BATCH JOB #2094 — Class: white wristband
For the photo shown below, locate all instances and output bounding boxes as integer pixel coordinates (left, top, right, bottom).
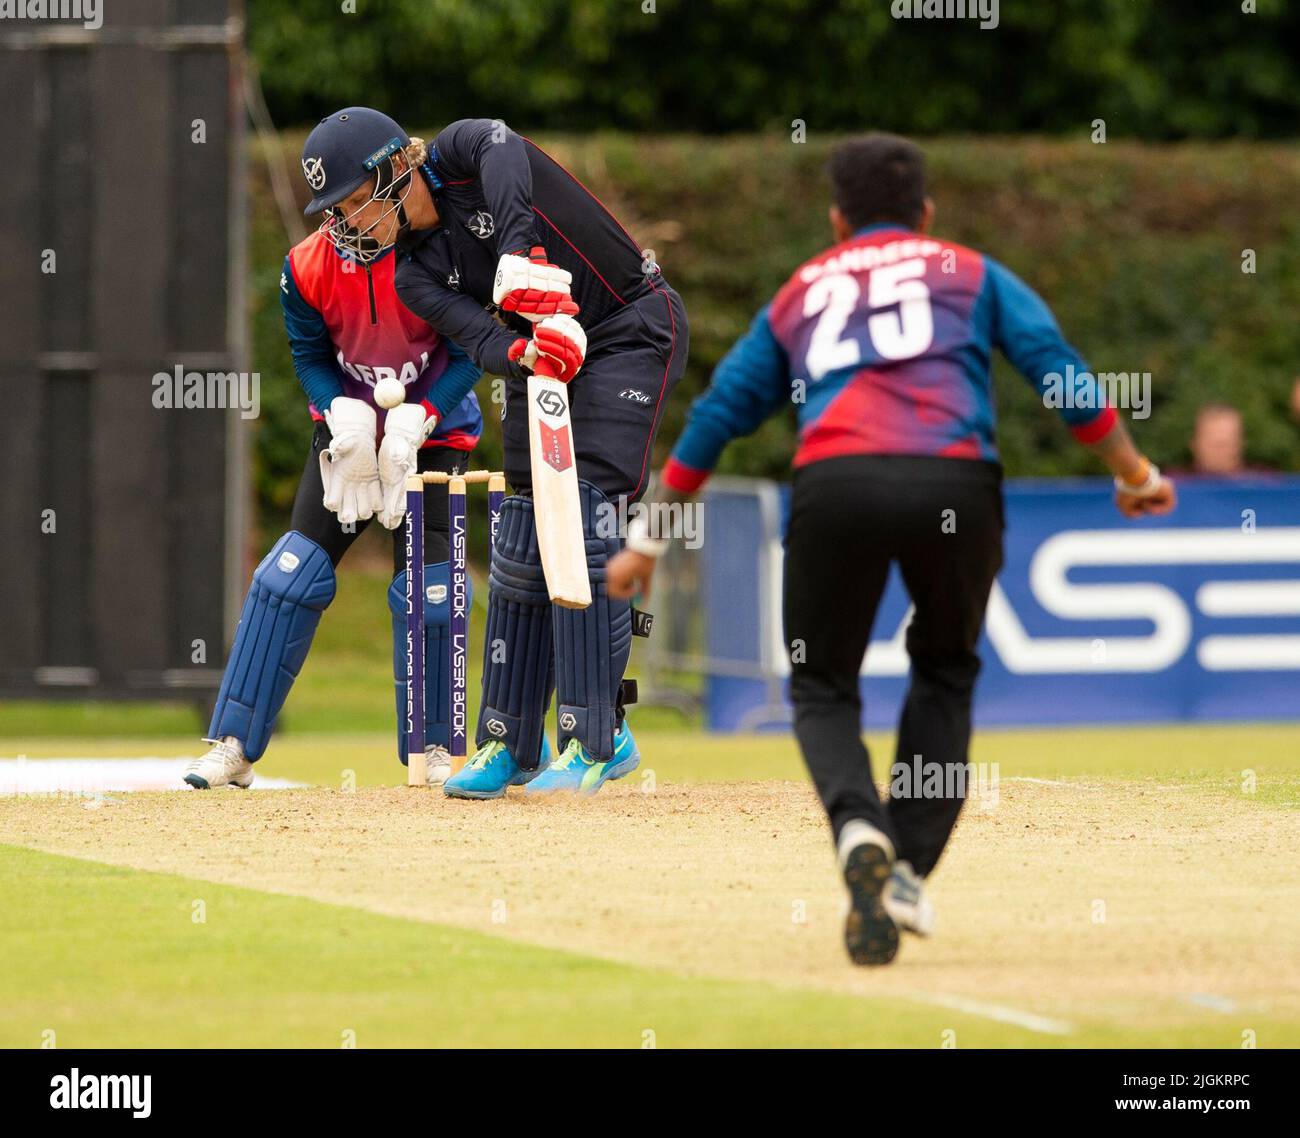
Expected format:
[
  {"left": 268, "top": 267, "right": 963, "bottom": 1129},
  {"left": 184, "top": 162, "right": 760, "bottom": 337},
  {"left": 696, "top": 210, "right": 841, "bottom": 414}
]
[
  {"left": 626, "top": 513, "right": 670, "bottom": 558},
  {"left": 1115, "top": 462, "right": 1162, "bottom": 498}
]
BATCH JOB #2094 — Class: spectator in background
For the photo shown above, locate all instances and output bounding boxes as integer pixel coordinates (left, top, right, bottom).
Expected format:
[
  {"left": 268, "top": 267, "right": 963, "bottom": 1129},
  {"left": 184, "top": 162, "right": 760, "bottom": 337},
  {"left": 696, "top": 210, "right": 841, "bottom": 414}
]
[
  {"left": 1175, "top": 402, "right": 1276, "bottom": 477},
  {"left": 1190, "top": 403, "right": 1246, "bottom": 474}
]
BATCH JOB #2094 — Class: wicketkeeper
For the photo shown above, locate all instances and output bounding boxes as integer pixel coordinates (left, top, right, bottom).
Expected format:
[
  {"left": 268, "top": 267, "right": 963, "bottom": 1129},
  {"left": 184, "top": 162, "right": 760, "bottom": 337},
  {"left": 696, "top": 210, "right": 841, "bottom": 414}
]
[
  {"left": 185, "top": 109, "right": 484, "bottom": 790},
  {"left": 609, "top": 134, "right": 1176, "bottom": 964}
]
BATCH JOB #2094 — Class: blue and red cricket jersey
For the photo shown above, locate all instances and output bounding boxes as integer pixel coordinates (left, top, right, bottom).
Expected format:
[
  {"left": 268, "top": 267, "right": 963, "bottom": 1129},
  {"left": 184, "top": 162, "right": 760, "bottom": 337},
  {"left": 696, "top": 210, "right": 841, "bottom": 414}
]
[
  {"left": 664, "top": 224, "right": 1115, "bottom": 491},
  {"left": 281, "top": 230, "right": 482, "bottom": 450}
]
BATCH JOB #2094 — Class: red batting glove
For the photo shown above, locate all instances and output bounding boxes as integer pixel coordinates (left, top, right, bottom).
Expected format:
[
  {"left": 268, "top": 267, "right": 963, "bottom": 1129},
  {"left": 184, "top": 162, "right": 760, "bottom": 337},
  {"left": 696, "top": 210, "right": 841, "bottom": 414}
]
[{"left": 532, "top": 314, "right": 587, "bottom": 382}]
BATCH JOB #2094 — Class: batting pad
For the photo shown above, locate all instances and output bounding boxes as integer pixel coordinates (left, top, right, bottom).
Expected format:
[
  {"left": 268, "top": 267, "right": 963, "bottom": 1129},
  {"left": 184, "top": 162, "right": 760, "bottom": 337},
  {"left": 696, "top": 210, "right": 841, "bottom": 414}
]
[
  {"left": 477, "top": 494, "right": 555, "bottom": 771},
  {"left": 554, "top": 481, "right": 633, "bottom": 761},
  {"left": 208, "top": 531, "right": 336, "bottom": 760}
]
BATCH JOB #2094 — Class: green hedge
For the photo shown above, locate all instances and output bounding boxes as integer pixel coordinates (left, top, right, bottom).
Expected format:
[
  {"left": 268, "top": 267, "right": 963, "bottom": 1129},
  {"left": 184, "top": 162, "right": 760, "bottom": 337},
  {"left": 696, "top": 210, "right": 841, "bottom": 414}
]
[
  {"left": 248, "top": 133, "right": 1300, "bottom": 536},
  {"left": 248, "top": 0, "right": 1300, "bottom": 139}
]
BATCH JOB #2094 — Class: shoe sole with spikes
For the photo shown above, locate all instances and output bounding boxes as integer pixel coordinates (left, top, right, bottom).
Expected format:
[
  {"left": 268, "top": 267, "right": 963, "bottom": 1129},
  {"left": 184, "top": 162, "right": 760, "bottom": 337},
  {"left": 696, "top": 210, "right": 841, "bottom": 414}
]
[
  {"left": 843, "top": 841, "right": 899, "bottom": 966},
  {"left": 183, "top": 773, "right": 252, "bottom": 790}
]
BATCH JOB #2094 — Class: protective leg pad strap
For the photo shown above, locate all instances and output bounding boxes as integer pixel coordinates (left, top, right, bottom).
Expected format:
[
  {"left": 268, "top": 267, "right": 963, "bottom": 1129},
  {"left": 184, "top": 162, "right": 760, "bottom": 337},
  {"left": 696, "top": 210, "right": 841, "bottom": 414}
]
[
  {"left": 477, "top": 494, "right": 554, "bottom": 770},
  {"left": 209, "top": 531, "right": 336, "bottom": 760},
  {"left": 554, "top": 482, "right": 633, "bottom": 760}
]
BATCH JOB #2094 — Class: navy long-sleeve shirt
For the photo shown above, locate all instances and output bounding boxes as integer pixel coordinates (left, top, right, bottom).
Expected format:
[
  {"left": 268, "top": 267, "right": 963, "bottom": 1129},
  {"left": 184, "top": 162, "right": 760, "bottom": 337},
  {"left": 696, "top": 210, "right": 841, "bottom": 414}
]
[{"left": 394, "top": 118, "right": 665, "bottom": 378}]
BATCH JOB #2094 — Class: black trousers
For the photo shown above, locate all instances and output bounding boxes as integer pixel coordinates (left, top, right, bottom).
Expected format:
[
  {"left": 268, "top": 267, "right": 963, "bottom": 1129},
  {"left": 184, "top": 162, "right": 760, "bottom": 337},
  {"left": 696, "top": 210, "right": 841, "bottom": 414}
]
[
  {"left": 501, "top": 283, "right": 688, "bottom": 503},
  {"left": 290, "top": 420, "right": 470, "bottom": 574},
  {"left": 783, "top": 455, "right": 1004, "bottom": 877}
]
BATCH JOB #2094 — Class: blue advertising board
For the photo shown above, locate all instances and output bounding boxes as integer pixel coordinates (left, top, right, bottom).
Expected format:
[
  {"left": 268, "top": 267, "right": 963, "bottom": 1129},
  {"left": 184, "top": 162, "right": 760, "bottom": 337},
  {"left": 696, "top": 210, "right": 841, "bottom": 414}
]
[{"left": 703, "top": 476, "right": 1300, "bottom": 729}]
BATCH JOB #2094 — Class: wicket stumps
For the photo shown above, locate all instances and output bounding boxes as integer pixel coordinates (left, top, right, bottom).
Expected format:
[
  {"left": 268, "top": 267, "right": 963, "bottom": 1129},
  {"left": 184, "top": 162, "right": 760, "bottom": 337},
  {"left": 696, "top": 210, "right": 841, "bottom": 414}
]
[{"left": 404, "top": 470, "right": 506, "bottom": 786}]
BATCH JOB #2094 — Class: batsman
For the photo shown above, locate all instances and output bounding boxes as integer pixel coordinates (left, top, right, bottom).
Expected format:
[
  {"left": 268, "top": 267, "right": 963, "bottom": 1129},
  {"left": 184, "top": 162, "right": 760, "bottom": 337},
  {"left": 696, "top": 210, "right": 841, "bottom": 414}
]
[{"left": 379, "top": 112, "right": 688, "bottom": 797}]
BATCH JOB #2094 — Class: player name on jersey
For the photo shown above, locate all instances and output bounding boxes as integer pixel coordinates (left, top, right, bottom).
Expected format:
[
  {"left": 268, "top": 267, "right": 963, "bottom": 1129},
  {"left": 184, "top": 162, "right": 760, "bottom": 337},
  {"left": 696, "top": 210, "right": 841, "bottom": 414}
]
[{"left": 800, "top": 238, "right": 946, "bottom": 283}]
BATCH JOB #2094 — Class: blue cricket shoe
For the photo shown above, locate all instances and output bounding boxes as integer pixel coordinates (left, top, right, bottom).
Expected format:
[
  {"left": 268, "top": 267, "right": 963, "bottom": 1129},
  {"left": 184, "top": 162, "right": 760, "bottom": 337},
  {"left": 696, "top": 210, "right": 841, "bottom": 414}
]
[
  {"left": 524, "top": 721, "right": 640, "bottom": 797},
  {"left": 443, "top": 735, "right": 553, "bottom": 800}
]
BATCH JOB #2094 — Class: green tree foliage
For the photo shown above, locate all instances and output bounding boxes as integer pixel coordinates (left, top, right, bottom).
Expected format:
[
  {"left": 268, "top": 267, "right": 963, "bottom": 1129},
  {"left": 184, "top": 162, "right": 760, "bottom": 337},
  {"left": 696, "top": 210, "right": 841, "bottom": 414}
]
[
  {"left": 249, "top": 131, "right": 1300, "bottom": 537},
  {"left": 249, "top": 0, "right": 1300, "bottom": 138}
]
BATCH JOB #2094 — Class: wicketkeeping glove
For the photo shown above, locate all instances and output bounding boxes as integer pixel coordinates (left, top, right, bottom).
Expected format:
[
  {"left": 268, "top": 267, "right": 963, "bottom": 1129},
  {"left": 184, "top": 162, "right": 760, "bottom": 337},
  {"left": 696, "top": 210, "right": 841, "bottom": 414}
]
[
  {"left": 493, "top": 246, "right": 579, "bottom": 319},
  {"left": 376, "top": 403, "right": 437, "bottom": 530},
  {"left": 320, "top": 397, "right": 384, "bottom": 526}
]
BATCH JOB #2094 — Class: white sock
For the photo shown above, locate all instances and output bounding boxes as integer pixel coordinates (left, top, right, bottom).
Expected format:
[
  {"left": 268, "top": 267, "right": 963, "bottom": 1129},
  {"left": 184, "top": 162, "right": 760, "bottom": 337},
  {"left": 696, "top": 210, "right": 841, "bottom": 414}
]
[{"left": 837, "top": 819, "right": 895, "bottom": 869}]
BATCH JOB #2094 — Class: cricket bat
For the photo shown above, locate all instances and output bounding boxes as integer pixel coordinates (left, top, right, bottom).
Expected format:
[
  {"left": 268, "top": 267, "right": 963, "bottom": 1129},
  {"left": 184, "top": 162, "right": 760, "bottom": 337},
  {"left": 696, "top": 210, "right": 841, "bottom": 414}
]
[{"left": 527, "top": 356, "right": 592, "bottom": 609}]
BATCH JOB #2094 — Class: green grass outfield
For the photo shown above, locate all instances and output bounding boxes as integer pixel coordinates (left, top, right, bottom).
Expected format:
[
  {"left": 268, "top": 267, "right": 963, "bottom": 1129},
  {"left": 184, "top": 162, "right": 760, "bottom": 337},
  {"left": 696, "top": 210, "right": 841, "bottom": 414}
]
[
  {"left": 3, "top": 563, "right": 1298, "bottom": 798},
  {"left": 2, "top": 723, "right": 1297, "bottom": 1048},
  {"left": 0, "top": 844, "right": 1032, "bottom": 1049},
  {"left": 5, "top": 561, "right": 1296, "bottom": 790},
  {"left": 3, "top": 840, "right": 1290, "bottom": 1050},
  {"left": 0, "top": 564, "right": 697, "bottom": 738},
  {"left": 4, "top": 723, "right": 1298, "bottom": 802},
  {"left": 3, "top": 567, "right": 1298, "bottom": 1048}
]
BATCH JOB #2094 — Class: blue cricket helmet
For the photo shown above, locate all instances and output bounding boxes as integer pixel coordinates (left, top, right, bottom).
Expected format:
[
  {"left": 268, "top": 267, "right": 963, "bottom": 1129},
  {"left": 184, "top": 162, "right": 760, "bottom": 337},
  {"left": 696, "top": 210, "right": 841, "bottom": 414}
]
[{"left": 300, "top": 107, "right": 411, "bottom": 215}]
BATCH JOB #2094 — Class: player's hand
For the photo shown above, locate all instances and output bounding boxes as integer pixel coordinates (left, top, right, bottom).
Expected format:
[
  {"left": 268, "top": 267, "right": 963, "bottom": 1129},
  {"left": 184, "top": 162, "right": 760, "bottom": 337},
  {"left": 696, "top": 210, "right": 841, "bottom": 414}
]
[
  {"left": 508, "top": 315, "right": 586, "bottom": 381},
  {"left": 532, "top": 314, "right": 587, "bottom": 381},
  {"left": 376, "top": 403, "right": 436, "bottom": 530},
  {"left": 607, "top": 549, "right": 658, "bottom": 601},
  {"left": 507, "top": 336, "right": 539, "bottom": 371},
  {"left": 320, "top": 397, "right": 384, "bottom": 525},
  {"left": 1114, "top": 460, "right": 1177, "bottom": 519},
  {"left": 493, "top": 246, "right": 579, "bottom": 320},
  {"left": 1116, "top": 476, "right": 1176, "bottom": 518}
]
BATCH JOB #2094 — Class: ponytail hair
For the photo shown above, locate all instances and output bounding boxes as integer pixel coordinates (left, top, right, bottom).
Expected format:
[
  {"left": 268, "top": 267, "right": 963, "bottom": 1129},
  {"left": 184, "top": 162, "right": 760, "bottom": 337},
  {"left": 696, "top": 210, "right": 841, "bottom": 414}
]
[{"left": 404, "top": 136, "right": 429, "bottom": 168}]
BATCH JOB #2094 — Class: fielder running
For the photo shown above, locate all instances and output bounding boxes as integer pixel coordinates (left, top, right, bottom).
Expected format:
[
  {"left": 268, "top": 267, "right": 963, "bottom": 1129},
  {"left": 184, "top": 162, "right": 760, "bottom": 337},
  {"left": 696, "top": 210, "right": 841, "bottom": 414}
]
[
  {"left": 608, "top": 134, "right": 1176, "bottom": 964},
  {"left": 288, "top": 110, "right": 687, "bottom": 798},
  {"left": 184, "top": 109, "right": 484, "bottom": 790}
]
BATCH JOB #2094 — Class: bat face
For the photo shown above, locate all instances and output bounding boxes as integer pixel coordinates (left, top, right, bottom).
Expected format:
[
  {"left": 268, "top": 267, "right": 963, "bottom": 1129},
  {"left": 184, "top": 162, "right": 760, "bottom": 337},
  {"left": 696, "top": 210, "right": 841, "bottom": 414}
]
[{"left": 527, "top": 375, "right": 592, "bottom": 609}]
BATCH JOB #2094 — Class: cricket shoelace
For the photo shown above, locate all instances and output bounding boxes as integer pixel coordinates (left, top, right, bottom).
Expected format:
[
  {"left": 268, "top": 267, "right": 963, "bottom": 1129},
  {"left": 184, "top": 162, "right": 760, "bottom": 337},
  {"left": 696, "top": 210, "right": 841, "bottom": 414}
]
[
  {"left": 198, "top": 737, "right": 245, "bottom": 772},
  {"left": 466, "top": 741, "right": 507, "bottom": 770}
]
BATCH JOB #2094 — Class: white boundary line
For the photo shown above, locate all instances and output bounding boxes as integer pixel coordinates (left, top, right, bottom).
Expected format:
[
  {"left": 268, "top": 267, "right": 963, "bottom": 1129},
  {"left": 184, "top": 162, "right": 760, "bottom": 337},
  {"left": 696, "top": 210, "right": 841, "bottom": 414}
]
[{"left": 905, "top": 991, "right": 1075, "bottom": 1036}]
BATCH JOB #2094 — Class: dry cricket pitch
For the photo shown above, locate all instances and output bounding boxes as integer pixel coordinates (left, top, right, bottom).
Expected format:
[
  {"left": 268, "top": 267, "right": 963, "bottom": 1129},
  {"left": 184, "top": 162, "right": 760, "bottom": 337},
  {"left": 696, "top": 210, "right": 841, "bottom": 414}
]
[{"left": 1, "top": 770, "right": 1296, "bottom": 1046}]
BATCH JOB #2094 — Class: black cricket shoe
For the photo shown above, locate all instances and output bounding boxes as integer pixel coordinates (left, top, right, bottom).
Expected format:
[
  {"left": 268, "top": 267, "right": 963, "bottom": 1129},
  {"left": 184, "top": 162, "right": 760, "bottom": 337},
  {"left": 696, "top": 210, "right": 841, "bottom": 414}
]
[{"left": 840, "top": 825, "right": 899, "bottom": 966}]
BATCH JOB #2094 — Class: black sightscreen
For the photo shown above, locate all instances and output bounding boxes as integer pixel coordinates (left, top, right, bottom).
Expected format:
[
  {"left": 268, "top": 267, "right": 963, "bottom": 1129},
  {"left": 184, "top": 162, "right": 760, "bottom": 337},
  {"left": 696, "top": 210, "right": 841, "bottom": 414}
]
[{"left": 0, "top": 1, "right": 246, "bottom": 703}]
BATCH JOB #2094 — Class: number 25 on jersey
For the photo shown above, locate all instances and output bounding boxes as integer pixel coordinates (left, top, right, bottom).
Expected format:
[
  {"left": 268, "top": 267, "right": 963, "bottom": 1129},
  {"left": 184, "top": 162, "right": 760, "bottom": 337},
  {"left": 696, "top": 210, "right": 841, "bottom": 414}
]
[{"left": 803, "top": 257, "right": 934, "bottom": 381}]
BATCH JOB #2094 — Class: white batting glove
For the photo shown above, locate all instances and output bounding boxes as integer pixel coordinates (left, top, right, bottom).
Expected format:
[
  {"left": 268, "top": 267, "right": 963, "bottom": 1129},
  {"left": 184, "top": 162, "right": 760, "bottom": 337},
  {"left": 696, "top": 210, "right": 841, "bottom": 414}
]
[
  {"left": 377, "top": 403, "right": 437, "bottom": 530},
  {"left": 320, "top": 397, "right": 383, "bottom": 526}
]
